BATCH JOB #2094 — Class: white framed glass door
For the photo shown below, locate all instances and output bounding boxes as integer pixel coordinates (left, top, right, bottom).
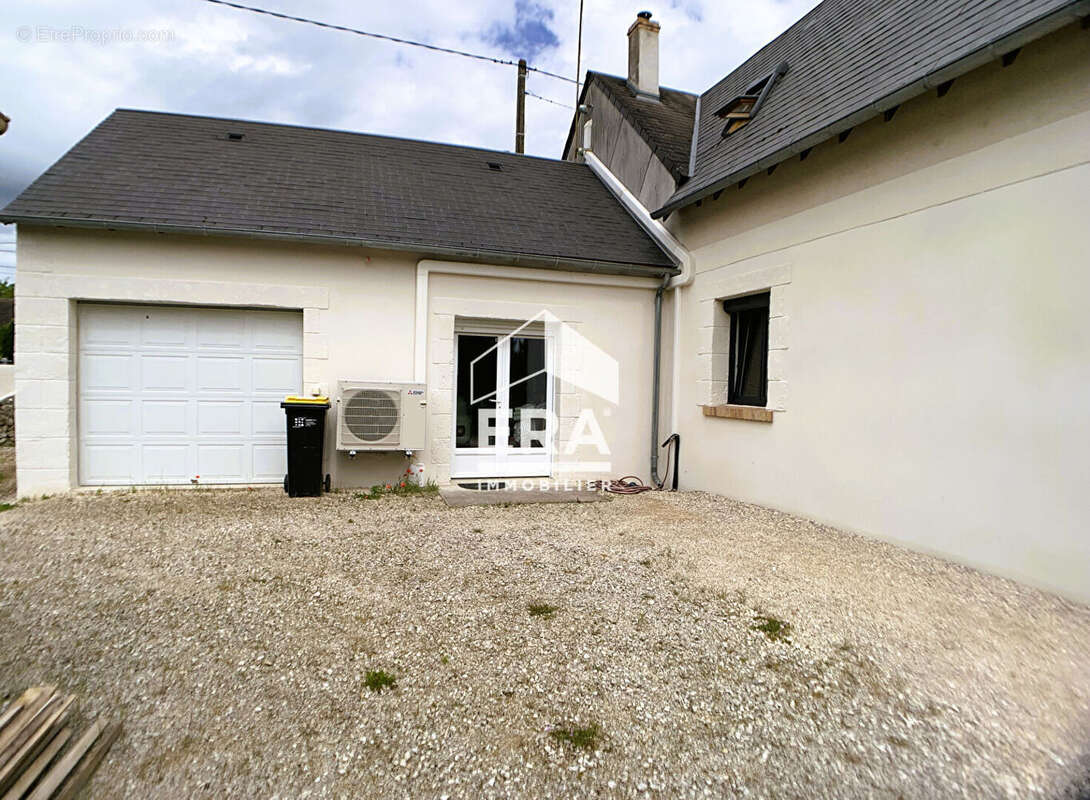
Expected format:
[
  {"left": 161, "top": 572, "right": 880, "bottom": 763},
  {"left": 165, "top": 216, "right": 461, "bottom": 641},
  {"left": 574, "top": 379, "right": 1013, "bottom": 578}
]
[{"left": 451, "top": 331, "right": 553, "bottom": 478}]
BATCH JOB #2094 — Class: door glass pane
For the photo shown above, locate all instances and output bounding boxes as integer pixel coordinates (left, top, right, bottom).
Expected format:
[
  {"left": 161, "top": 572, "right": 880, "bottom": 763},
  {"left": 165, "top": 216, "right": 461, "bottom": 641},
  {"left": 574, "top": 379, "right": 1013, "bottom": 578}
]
[
  {"left": 508, "top": 336, "right": 547, "bottom": 449},
  {"left": 456, "top": 335, "right": 497, "bottom": 448}
]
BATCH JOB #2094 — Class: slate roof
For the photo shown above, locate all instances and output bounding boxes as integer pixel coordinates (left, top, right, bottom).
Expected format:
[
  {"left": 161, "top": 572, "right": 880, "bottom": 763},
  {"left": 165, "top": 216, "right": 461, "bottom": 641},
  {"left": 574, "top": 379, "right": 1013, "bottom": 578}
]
[
  {"left": 655, "top": 0, "right": 1088, "bottom": 217},
  {"left": 563, "top": 71, "right": 697, "bottom": 180},
  {"left": 0, "top": 110, "right": 676, "bottom": 274}
]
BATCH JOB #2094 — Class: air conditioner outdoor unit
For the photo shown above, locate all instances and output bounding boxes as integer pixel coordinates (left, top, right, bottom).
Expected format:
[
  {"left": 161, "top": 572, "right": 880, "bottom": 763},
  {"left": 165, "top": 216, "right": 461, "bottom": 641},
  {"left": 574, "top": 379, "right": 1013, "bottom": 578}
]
[{"left": 336, "top": 381, "right": 427, "bottom": 451}]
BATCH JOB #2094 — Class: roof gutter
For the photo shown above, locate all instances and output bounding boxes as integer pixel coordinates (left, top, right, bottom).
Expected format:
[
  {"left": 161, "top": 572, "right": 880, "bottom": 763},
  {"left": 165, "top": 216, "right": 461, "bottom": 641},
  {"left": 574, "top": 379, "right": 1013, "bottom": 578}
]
[
  {"left": 652, "top": 0, "right": 1090, "bottom": 219},
  {"left": 0, "top": 214, "right": 679, "bottom": 280},
  {"left": 580, "top": 124, "right": 691, "bottom": 287}
]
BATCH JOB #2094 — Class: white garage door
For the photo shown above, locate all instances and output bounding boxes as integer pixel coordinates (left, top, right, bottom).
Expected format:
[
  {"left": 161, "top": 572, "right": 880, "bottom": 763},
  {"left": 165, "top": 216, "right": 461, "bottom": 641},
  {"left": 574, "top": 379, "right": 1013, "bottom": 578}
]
[{"left": 79, "top": 304, "right": 303, "bottom": 486}]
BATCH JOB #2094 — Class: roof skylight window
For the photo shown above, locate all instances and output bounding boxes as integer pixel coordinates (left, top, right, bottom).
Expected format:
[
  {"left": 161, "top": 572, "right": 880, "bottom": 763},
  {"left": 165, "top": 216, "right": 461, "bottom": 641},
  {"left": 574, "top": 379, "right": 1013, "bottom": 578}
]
[{"left": 715, "top": 62, "right": 789, "bottom": 138}]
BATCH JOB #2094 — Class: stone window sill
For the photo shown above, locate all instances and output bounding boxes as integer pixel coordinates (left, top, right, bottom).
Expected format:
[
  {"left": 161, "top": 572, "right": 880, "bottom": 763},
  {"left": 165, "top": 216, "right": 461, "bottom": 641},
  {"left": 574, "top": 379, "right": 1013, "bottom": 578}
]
[{"left": 700, "top": 404, "right": 774, "bottom": 423}]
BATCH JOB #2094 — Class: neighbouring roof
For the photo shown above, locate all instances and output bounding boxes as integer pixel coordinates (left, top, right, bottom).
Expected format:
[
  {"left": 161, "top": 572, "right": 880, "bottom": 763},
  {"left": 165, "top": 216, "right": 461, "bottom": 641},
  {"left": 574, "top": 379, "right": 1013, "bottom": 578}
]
[
  {"left": 654, "top": 0, "right": 1089, "bottom": 218},
  {"left": 563, "top": 71, "right": 697, "bottom": 181},
  {"left": 0, "top": 110, "right": 676, "bottom": 274}
]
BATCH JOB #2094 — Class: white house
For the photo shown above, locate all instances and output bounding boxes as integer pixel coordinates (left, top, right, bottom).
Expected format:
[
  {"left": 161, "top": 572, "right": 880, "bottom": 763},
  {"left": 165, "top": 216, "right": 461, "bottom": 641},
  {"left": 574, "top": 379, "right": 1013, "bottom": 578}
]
[
  {"left": 567, "top": 0, "right": 1090, "bottom": 601},
  {"left": 3, "top": 0, "right": 1089, "bottom": 602},
  {"left": 2, "top": 115, "right": 680, "bottom": 492}
]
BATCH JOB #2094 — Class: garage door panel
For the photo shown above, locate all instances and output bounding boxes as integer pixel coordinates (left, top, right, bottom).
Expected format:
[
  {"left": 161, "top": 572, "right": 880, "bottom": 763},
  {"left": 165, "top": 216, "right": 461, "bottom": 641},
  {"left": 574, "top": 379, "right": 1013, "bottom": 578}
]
[
  {"left": 80, "top": 306, "right": 140, "bottom": 349},
  {"left": 141, "top": 311, "right": 191, "bottom": 349},
  {"left": 81, "top": 444, "right": 137, "bottom": 483},
  {"left": 79, "top": 304, "right": 302, "bottom": 486},
  {"left": 197, "top": 356, "right": 247, "bottom": 392},
  {"left": 252, "top": 313, "right": 305, "bottom": 351},
  {"left": 253, "top": 357, "right": 301, "bottom": 393},
  {"left": 198, "top": 401, "right": 246, "bottom": 435},
  {"left": 142, "top": 445, "right": 191, "bottom": 482},
  {"left": 82, "top": 353, "right": 136, "bottom": 391},
  {"left": 142, "top": 400, "right": 190, "bottom": 436},
  {"left": 252, "top": 444, "right": 288, "bottom": 481},
  {"left": 82, "top": 399, "right": 135, "bottom": 436},
  {"left": 252, "top": 400, "right": 284, "bottom": 436},
  {"left": 142, "top": 355, "right": 190, "bottom": 392},
  {"left": 198, "top": 316, "right": 246, "bottom": 350},
  {"left": 197, "top": 444, "right": 245, "bottom": 481}
]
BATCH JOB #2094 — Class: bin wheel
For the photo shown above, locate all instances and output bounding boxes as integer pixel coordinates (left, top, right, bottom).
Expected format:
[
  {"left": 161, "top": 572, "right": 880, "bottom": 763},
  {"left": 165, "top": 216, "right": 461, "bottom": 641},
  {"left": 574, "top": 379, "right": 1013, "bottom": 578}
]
[
  {"left": 283, "top": 474, "right": 289, "bottom": 494},
  {"left": 323, "top": 474, "right": 331, "bottom": 493}
]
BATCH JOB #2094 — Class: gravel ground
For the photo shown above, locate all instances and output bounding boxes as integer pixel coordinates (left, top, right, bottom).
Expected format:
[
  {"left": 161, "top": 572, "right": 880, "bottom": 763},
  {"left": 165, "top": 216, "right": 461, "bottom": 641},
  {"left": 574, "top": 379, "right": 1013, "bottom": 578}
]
[{"left": 0, "top": 488, "right": 1088, "bottom": 799}]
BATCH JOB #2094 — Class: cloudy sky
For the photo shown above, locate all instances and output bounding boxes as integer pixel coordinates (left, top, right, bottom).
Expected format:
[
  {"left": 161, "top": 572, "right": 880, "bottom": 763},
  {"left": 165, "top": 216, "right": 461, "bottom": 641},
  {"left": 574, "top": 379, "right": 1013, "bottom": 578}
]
[{"left": 0, "top": 0, "right": 820, "bottom": 280}]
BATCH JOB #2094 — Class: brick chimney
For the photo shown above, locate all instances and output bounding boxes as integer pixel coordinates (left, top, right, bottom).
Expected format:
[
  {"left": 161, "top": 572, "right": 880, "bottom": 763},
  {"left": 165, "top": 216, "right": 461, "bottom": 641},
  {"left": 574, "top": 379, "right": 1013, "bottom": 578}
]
[{"left": 627, "top": 11, "right": 660, "bottom": 99}]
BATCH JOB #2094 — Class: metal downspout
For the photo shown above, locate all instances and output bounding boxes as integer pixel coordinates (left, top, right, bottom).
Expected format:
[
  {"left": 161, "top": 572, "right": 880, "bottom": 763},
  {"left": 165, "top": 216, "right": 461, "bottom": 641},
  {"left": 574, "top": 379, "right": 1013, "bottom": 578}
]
[{"left": 650, "top": 275, "right": 667, "bottom": 486}]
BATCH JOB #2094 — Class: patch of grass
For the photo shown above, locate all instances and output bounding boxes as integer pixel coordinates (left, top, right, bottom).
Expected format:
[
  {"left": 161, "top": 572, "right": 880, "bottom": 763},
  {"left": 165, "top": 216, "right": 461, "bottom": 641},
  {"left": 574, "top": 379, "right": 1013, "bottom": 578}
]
[
  {"left": 528, "top": 603, "right": 559, "bottom": 618},
  {"left": 364, "top": 669, "right": 397, "bottom": 693},
  {"left": 0, "top": 502, "right": 15, "bottom": 513},
  {"left": 549, "top": 722, "right": 602, "bottom": 750},
  {"left": 751, "top": 615, "right": 792, "bottom": 641},
  {"left": 355, "top": 480, "right": 439, "bottom": 500}
]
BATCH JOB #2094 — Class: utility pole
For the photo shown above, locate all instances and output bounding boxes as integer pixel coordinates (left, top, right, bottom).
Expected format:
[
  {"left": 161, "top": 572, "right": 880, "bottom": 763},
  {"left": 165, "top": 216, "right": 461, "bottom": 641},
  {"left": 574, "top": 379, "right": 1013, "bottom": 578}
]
[
  {"left": 515, "top": 59, "right": 527, "bottom": 154},
  {"left": 575, "top": 0, "right": 584, "bottom": 106}
]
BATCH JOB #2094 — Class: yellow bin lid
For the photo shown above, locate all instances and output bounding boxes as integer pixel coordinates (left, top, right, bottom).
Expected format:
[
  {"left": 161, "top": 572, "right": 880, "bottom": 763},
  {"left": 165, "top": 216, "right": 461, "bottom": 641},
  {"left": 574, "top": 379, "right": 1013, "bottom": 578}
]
[{"left": 283, "top": 395, "right": 330, "bottom": 404}]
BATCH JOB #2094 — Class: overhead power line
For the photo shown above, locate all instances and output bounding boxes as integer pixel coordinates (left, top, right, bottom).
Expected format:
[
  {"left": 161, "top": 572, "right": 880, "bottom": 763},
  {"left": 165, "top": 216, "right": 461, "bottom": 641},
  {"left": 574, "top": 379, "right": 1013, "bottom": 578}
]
[
  {"left": 524, "top": 90, "right": 571, "bottom": 110},
  {"left": 199, "top": 0, "right": 577, "bottom": 85}
]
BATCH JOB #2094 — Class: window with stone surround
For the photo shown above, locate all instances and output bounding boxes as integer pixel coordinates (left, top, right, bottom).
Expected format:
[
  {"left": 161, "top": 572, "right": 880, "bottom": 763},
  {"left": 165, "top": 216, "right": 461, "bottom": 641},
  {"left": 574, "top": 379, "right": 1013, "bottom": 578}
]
[{"left": 696, "top": 263, "right": 790, "bottom": 419}]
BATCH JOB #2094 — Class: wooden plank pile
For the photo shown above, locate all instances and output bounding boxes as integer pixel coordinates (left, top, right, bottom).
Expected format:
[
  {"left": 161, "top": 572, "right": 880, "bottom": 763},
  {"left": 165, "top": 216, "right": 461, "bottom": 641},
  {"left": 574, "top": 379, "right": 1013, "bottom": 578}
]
[{"left": 0, "top": 687, "right": 120, "bottom": 800}]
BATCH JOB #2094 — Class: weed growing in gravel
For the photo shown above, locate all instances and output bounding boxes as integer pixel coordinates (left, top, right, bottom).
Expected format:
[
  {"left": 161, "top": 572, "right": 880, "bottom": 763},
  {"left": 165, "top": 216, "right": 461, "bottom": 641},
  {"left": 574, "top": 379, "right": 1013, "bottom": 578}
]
[
  {"left": 528, "top": 603, "right": 559, "bottom": 618},
  {"left": 549, "top": 723, "right": 602, "bottom": 750},
  {"left": 0, "top": 502, "right": 15, "bottom": 512},
  {"left": 364, "top": 669, "right": 397, "bottom": 692},
  {"left": 355, "top": 481, "right": 439, "bottom": 500},
  {"left": 752, "top": 615, "right": 792, "bottom": 641}
]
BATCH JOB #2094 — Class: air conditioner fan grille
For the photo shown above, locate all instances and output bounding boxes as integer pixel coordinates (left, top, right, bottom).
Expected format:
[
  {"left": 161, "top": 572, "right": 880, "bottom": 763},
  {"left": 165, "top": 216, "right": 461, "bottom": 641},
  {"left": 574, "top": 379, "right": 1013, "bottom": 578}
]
[{"left": 343, "top": 389, "right": 400, "bottom": 443}]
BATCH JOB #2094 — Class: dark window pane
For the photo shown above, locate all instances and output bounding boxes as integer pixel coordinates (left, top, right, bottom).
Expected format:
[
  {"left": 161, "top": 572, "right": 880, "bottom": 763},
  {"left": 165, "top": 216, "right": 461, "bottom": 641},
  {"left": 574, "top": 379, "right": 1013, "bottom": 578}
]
[
  {"left": 508, "top": 336, "right": 547, "bottom": 449},
  {"left": 724, "top": 293, "right": 769, "bottom": 407},
  {"left": 455, "top": 335, "right": 497, "bottom": 448}
]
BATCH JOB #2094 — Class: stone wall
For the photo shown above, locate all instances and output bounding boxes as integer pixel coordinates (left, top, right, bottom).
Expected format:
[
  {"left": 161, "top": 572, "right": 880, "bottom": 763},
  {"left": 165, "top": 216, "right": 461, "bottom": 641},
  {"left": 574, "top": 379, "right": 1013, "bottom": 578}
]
[{"left": 0, "top": 395, "right": 13, "bottom": 447}]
